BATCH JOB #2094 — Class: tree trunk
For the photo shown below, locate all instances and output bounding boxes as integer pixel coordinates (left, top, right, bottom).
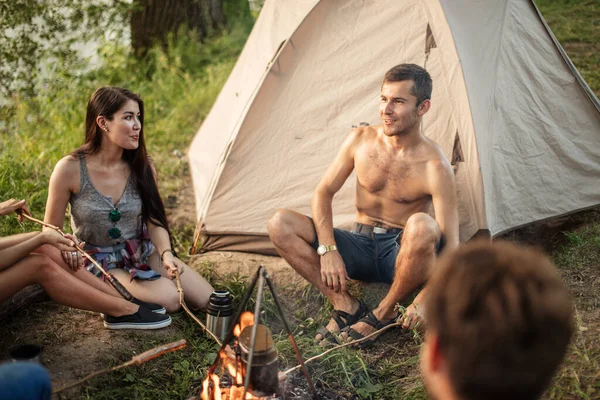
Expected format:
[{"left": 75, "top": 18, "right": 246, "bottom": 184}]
[
  {"left": 131, "top": 0, "right": 226, "bottom": 57},
  {"left": 0, "top": 285, "right": 48, "bottom": 321}
]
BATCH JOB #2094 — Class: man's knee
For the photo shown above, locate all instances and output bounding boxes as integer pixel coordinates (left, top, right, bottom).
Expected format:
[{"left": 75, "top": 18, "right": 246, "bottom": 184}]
[
  {"left": 267, "top": 209, "right": 298, "bottom": 245},
  {"left": 403, "top": 213, "right": 440, "bottom": 248}
]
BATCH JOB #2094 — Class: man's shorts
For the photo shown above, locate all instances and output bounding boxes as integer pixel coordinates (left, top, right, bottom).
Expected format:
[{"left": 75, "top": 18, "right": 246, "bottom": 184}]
[{"left": 309, "top": 219, "right": 443, "bottom": 285}]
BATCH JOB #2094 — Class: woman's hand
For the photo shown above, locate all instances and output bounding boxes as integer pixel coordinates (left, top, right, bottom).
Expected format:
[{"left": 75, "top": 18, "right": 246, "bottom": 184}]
[
  {"left": 41, "top": 230, "right": 77, "bottom": 252},
  {"left": 0, "top": 198, "right": 31, "bottom": 222},
  {"left": 161, "top": 251, "right": 185, "bottom": 279},
  {"left": 60, "top": 233, "right": 85, "bottom": 271}
]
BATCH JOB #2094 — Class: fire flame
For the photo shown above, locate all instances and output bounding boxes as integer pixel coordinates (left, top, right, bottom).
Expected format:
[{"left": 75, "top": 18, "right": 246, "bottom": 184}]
[
  {"left": 234, "top": 311, "right": 255, "bottom": 337},
  {"left": 201, "top": 312, "right": 260, "bottom": 400}
]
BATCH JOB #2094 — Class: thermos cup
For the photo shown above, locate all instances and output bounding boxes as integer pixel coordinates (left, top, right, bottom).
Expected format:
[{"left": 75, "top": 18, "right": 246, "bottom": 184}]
[{"left": 206, "top": 290, "right": 234, "bottom": 341}]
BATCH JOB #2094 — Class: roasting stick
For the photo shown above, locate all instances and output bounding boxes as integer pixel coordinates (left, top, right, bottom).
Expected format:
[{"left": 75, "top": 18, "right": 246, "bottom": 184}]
[
  {"left": 53, "top": 339, "right": 187, "bottom": 394},
  {"left": 16, "top": 211, "right": 134, "bottom": 301},
  {"left": 282, "top": 321, "right": 403, "bottom": 376},
  {"left": 175, "top": 270, "right": 223, "bottom": 346}
]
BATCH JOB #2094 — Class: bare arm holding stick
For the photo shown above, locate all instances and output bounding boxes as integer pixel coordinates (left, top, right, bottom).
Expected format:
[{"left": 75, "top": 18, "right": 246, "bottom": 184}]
[
  {"left": 0, "top": 199, "right": 76, "bottom": 271},
  {"left": 44, "top": 156, "right": 86, "bottom": 270}
]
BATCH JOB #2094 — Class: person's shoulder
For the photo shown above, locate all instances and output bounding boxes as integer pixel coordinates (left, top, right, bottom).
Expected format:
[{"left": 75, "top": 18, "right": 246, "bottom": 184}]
[
  {"left": 52, "top": 154, "right": 79, "bottom": 179},
  {"left": 423, "top": 138, "right": 452, "bottom": 174},
  {"left": 346, "top": 125, "right": 379, "bottom": 143},
  {"left": 55, "top": 154, "right": 79, "bottom": 170}
]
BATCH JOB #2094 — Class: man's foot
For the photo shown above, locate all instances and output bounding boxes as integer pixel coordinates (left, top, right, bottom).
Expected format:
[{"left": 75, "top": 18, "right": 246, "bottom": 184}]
[
  {"left": 131, "top": 297, "right": 167, "bottom": 314},
  {"left": 104, "top": 306, "right": 172, "bottom": 330},
  {"left": 339, "top": 310, "right": 399, "bottom": 348},
  {"left": 315, "top": 298, "right": 368, "bottom": 346}
]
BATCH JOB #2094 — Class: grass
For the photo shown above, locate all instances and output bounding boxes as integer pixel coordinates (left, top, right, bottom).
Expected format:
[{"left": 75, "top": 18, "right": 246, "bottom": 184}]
[
  {"left": 0, "top": 0, "right": 598, "bottom": 399},
  {"left": 535, "top": 0, "right": 600, "bottom": 94}
]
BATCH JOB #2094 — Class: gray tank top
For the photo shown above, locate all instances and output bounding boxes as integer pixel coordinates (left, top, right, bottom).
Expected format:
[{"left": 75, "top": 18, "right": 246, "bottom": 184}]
[{"left": 70, "top": 155, "right": 143, "bottom": 247}]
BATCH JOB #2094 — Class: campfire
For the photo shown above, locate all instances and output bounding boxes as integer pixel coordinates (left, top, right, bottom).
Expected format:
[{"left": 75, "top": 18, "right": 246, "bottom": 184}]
[
  {"left": 200, "top": 266, "right": 316, "bottom": 400},
  {"left": 201, "top": 312, "right": 280, "bottom": 399}
]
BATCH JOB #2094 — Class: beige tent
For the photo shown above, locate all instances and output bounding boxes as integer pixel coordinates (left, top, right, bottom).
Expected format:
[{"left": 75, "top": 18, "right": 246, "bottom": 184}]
[{"left": 189, "top": 0, "right": 600, "bottom": 255}]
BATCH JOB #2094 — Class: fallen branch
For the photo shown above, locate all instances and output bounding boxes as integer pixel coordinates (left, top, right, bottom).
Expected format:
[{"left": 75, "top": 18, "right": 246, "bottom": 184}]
[{"left": 282, "top": 321, "right": 403, "bottom": 376}]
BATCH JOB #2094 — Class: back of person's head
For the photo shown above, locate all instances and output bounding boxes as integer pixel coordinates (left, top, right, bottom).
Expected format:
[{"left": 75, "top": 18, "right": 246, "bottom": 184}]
[
  {"left": 423, "top": 240, "right": 573, "bottom": 400},
  {"left": 382, "top": 63, "right": 432, "bottom": 106}
]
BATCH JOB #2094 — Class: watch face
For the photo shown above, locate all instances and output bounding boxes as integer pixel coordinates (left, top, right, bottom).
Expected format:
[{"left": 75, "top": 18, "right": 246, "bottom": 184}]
[{"left": 317, "top": 245, "right": 326, "bottom": 256}]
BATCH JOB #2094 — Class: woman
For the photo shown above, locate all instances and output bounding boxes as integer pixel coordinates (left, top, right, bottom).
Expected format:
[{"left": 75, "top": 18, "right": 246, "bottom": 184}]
[
  {"left": 0, "top": 198, "right": 171, "bottom": 329},
  {"left": 44, "top": 87, "right": 213, "bottom": 312}
]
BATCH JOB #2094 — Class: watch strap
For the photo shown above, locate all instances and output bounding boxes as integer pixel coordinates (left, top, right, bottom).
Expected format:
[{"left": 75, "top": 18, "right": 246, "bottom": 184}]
[{"left": 320, "top": 244, "right": 337, "bottom": 255}]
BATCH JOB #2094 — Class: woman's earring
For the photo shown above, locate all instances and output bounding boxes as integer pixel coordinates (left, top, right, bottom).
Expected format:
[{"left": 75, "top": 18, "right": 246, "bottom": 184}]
[{"left": 103, "top": 126, "right": 108, "bottom": 131}]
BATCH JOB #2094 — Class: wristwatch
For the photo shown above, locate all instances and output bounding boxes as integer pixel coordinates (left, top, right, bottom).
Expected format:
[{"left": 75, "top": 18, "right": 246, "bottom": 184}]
[{"left": 317, "top": 244, "right": 337, "bottom": 256}]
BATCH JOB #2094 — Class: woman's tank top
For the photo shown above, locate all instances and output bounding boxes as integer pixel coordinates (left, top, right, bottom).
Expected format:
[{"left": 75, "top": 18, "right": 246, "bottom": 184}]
[{"left": 70, "top": 155, "right": 143, "bottom": 247}]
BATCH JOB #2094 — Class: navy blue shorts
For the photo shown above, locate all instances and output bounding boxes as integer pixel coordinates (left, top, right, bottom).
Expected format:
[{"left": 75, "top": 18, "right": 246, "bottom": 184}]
[{"left": 309, "top": 219, "right": 442, "bottom": 285}]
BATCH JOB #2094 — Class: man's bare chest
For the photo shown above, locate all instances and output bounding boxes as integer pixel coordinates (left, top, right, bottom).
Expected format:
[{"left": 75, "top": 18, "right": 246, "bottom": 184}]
[{"left": 354, "top": 148, "right": 428, "bottom": 202}]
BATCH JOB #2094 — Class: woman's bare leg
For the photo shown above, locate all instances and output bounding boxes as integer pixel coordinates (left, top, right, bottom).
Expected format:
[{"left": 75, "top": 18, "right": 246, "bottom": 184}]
[
  {"left": 36, "top": 244, "right": 122, "bottom": 297},
  {"left": 147, "top": 252, "right": 214, "bottom": 310},
  {"left": 0, "top": 254, "right": 138, "bottom": 317},
  {"left": 109, "top": 268, "right": 181, "bottom": 313}
]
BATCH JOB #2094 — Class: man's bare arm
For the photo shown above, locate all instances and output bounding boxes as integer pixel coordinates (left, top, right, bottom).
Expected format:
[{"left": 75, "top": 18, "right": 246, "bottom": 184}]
[
  {"left": 312, "top": 129, "right": 360, "bottom": 243},
  {"left": 428, "top": 158, "right": 459, "bottom": 252},
  {"left": 311, "top": 128, "right": 362, "bottom": 292},
  {"left": 401, "top": 157, "right": 459, "bottom": 329}
]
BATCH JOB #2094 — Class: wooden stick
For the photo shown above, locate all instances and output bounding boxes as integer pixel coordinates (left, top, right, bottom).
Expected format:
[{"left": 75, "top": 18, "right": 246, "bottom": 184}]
[
  {"left": 52, "top": 339, "right": 187, "bottom": 393},
  {"left": 17, "top": 211, "right": 134, "bottom": 301},
  {"left": 282, "top": 321, "right": 403, "bottom": 376},
  {"left": 175, "top": 270, "right": 222, "bottom": 346}
]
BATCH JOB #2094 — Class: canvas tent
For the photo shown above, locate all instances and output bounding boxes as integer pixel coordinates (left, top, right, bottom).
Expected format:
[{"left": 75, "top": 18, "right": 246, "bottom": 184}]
[{"left": 189, "top": 0, "right": 600, "bottom": 255}]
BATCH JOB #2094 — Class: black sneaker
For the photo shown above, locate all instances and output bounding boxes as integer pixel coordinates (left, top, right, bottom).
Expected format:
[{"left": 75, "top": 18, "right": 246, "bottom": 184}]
[
  {"left": 131, "top": 297, "right": 167, "bottom": 314},
  {"left": 104, "top": 306, "right": 172, "bottom": 330}
]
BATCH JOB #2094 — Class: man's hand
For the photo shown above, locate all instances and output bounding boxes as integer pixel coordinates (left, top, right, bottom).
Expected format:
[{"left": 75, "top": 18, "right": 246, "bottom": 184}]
[
  {"left": 401, "top": 302, "right": 425, "bottom": 330},
  {"left": 320, "top": 251, "right": 349, "bottom": 293},
  {"left": 0, "top": 198, "right": 31, "bottom": 222}
]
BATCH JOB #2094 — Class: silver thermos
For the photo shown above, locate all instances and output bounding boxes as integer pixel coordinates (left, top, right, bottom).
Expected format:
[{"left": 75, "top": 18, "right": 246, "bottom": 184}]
[{"left": 206, "top": 290, "right": 234, "bottom": 341}]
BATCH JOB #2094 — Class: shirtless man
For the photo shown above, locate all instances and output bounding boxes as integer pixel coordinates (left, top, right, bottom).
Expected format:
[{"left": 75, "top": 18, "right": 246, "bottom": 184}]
[{"left": 267, "top": 64, "right": 459, "bottom": 345}]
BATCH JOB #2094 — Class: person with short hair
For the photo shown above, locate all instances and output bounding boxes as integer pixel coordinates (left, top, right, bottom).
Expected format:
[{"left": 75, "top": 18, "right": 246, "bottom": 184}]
[
  {"left": 268, "top": 64, "right": 459, "bottom": 346},
  {"left": 421, "top": 241, "right": 573, "bottom": 400}
]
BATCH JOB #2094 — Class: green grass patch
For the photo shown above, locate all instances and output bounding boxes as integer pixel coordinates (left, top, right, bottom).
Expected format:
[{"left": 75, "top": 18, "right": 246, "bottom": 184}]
[{"left": 536, "top": 0, "right": 600, "bottom": 94}]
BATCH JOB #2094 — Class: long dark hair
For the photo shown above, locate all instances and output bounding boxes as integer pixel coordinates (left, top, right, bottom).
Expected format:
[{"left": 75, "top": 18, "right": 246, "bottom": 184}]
[{"left": 74, "top": 87, "right": 173, "bottom": 244}]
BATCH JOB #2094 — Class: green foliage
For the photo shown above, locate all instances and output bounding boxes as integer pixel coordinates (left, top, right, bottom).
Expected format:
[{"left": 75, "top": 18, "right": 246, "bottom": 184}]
[
  {"left": 0, "top": 0, "right": 130, "bottom": 98},
  {"left": 0, "top": 17, "right": 250, "bottom": 237}
]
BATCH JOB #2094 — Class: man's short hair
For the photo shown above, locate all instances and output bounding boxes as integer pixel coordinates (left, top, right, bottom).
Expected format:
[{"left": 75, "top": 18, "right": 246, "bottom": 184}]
[
  {"left": 425, "top": 241, "right": 573, "bottom": 400},
  {"left": 383, "top": 63, "right": 432, "bottom": 105}
]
